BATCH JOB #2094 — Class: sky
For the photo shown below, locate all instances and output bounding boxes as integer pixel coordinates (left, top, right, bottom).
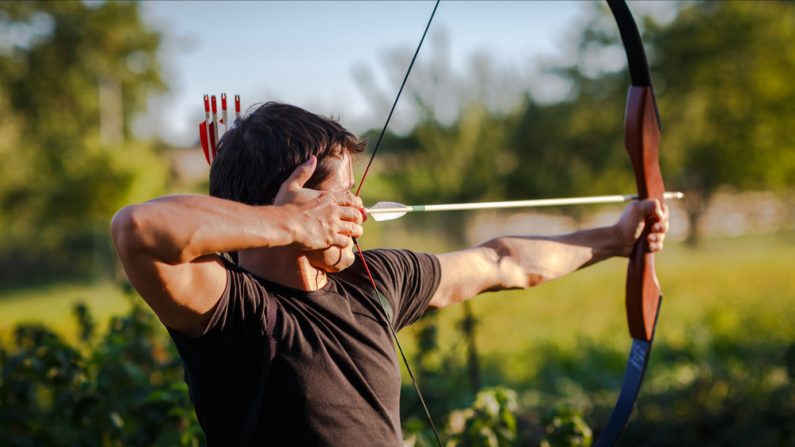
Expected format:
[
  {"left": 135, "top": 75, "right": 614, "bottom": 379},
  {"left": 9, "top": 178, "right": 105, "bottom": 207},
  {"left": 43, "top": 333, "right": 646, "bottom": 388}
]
[{"left": 134, "top": 1, "right": 676, "bottom": 148}]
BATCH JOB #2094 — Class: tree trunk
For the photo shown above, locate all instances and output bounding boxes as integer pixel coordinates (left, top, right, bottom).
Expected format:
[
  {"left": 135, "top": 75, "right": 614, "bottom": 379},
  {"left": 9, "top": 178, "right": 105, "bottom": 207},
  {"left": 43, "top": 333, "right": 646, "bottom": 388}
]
[
  {"left": 461, "top": 301, "right": 481, "bottom": 393},
  {"left": 683, "top": 189, "right": 706, "bottom": 247}
]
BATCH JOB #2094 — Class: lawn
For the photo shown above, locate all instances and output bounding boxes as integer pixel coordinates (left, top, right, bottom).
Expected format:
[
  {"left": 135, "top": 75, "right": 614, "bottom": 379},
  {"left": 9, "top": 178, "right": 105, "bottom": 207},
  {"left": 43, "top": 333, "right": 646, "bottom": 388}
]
[
  {"left": 393, "top": 232, "right": 795, "bottom": 383},
  {"left": 0, "top": 280, "right": 131, "bottom": 343},
  {"left": 1, "top": 232, "right": 793, "bottom": 379}
]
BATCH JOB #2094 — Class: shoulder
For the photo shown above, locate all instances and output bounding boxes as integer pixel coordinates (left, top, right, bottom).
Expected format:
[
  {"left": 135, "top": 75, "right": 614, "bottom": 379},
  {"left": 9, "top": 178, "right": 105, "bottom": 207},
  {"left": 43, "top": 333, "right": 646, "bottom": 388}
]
[
  {"left": 334, "top": 248, "right": 441, "bottom": 330},
  {"left": 334, "top": 248, "right": 440, "bottom": 283},
  {"left": 362, "top": 248, "right": 440, "bottom": 272},
  {"left": 176, "top": 255, "right": 274, "bottom": 339}
]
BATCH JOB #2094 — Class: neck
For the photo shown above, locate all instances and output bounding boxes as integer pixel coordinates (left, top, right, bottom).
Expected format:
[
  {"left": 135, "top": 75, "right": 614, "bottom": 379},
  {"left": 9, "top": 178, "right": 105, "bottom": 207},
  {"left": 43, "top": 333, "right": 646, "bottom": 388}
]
[{"left": 238, "top": 247, "right": 327, "bottom": 291}]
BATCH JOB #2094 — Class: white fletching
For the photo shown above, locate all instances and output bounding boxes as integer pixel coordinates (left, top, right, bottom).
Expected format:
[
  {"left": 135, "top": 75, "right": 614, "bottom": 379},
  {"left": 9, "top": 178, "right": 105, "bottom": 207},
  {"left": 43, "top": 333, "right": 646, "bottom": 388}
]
[{"left": 367, "top": 202, "right": 412, "bottom": 222}]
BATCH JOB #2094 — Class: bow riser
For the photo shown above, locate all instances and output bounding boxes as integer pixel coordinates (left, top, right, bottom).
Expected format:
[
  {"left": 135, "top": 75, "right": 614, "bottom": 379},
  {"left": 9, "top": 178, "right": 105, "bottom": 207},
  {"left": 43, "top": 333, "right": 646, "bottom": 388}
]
[{"left": 624, "top": 86, "right": 665, "bottom": 341}]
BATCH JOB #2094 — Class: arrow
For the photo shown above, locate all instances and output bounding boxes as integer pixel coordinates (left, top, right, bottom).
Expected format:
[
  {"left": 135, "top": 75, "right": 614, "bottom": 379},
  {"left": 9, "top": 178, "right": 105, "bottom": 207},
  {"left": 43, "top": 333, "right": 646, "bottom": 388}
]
[
  {"left": 365, "top": 191, "right": 684, "bottom": 222},
  {"left": 199, "top": 94, "right": 212, "bottom": 165},
  {"left": 198, "top": 93, "right": 241, "bottom": 166},
  {"left": 221, "top": 92, "right": 229, "bottom": 134},
  {"left": 210, "top": 95, "right": 220, "bottom": 158}
]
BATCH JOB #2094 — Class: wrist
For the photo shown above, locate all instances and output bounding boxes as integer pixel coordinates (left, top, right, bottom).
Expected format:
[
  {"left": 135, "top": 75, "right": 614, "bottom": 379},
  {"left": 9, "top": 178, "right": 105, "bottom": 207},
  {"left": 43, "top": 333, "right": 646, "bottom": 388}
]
[
  {"left": 260, "top": 204, "right": 300, "bottom": 248},
  {"left": 608, "top": 224, "right": 633, "bottom": 258}
]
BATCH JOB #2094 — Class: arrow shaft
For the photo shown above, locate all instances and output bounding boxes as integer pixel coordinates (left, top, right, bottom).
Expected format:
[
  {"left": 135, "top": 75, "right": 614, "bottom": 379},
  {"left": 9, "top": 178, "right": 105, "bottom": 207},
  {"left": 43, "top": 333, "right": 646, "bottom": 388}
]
[{"left": 366, "top": 192, "right": 683, "bottom": 215}]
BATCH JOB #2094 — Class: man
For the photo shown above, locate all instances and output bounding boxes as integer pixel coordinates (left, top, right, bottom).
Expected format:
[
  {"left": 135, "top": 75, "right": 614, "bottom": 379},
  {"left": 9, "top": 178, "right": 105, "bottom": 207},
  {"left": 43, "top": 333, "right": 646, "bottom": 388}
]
[{"left": 111, "top": 102, "right": 669, "bottom": 446}]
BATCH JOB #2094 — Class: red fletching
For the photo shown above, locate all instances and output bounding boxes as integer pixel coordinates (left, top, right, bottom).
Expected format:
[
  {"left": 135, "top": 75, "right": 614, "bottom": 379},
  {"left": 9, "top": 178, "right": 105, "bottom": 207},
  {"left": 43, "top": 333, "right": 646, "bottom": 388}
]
[
  {"left": 209, "top": 121, "right": 217, "bottom": 161},
  {"left": 200, "top": 94, "right": 212, "bottom": 165},
  {"left": 199, "top": 93, "right": 239, "bottom": 166},
  {"left": 199, "top": 121, "right": 211, "bottom": 165}
]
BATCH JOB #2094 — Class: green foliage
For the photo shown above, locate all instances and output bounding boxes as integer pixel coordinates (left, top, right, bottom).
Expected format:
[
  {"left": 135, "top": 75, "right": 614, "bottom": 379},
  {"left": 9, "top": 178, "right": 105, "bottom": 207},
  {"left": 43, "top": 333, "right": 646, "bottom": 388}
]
[
  {"left": 401, "top": 311, "right": 475, "bottom": 432},
  {"left": 392, "top": 232, "right": 795, "bottom": 446},
  {"left": 651, "top": 2, "right": 795, "bottom": 195},
  {"left": 366, "top": 2, "right": 795, "bottom": 243},
  {"left": 0, "top": 298, "right": 202, "bottom": 447},
  {"left": 506, "top": 94, "right": 631, "bottom": 209},
  {"left": 540, "top": 405, "right": 592, "bottom": 447},
  {"left": 407, "top": 319, "right": 793, "bottom": 447},
  {"left": 5, "top": 299, "right": 790, "bottom": 447},
  {"left": 445, "top": 386, "right": 518, "bottom": 447},
  {"left": 613, "top": 310, "right": 795, "bottom": 447},
  {"left": 2, "top": 234, "right": 793, "bottom": 446},
  {"left": 0, "top": 1, "right": 168, "bottom": 280}
]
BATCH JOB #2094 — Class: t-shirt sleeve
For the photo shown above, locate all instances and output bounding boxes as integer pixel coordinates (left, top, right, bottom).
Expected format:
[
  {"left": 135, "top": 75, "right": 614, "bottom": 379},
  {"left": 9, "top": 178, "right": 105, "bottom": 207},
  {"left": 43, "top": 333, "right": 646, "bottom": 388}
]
[
  {"left": 167, "top": 256, "right": 272, "bottom": 367},
  {"left": 360, "top": 249, "right": 441, "bottom": 331},
  {"left": 166, "top": 257, "right": 277, "bottom": 441}
]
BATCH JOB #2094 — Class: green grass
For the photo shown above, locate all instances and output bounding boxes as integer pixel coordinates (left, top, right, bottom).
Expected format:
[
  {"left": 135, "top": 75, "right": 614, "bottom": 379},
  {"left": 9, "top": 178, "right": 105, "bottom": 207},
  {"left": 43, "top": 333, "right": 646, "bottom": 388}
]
[
  {"left": 2, "top": 233, "right": 793, "bottom": 382},
  {"left": 394, "top": 232, "right": 795, "bottom": 382},
  {"left": 0, "top": 280, "right": 132, "bottom": 343}
]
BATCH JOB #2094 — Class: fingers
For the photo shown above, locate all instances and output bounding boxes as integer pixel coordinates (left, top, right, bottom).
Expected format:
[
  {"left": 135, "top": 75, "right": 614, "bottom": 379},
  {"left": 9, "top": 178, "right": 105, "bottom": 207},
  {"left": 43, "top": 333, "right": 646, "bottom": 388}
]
[
  {"left": 330, "top": 233, "right": 354, "bottom": 249},
  {"left": 273, "top": 157, "right": 319, "bottom": 206},
  {"left": 645, "top": 199, "right": 668, "bottom": 221},
  {"left": 332, "top": 191, "right": 364, "bottom": 209},
  {"left": 299, "top": 192, "right": 364, "bottom": 250},
  {"left": 647, "top": 232, "right": 664, "bottom": 252},
  {"left": 634, "top": 198, "right": 662, "bottom": 221},
  {"left": 645, "top": 201, "right": 669, "bottom": 253},
  {"left": 327, "top": 222, "right": 363, "bottom": 248},
  {"left": 339, "top": 221, "right": 363, "bottom": 239},
  {"left": 338, "top": 206, "right": 364, "bottom": 224},
  {"left": 333, "top": 206, "right": 363, "bottom": 239},
  {"left": 284, "top": 156, "right": 318, "bottom": 190},
  {"left": 617, "top": 198, "right": 671, "bottom": 256}
]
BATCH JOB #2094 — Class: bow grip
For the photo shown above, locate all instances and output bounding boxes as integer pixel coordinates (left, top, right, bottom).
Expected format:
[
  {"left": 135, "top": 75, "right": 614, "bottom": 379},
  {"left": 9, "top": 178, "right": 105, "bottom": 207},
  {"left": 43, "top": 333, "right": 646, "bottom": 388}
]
[{"left": 624, "top": 86, "right": 664, "bottom": 341}]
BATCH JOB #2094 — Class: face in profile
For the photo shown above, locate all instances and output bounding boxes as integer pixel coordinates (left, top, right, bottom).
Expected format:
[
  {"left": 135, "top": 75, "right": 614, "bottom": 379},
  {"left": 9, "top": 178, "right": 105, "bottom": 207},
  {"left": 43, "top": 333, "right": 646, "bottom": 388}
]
[{"left": 305, "top": 151, "right": 357, "bottom": 273}]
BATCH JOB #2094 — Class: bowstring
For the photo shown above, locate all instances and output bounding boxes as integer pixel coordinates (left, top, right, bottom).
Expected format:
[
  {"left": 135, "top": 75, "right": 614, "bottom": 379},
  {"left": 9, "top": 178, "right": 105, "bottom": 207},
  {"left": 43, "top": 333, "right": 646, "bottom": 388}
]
[
  {"left": 353, "top": 1, "right": 442, "bottom": 445},
  {"left": 355, "top": 0, "right": 440, "bottom": 197},
  {"left": 353, "top": 240, "right": 442, "bottom": 446}
]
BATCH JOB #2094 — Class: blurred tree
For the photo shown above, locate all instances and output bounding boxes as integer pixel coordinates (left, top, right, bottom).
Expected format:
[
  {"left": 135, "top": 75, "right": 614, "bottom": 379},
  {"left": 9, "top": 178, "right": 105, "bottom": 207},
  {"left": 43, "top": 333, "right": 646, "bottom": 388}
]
[
  {"left": 0, "top": 1, "right": 168, "bottom": 280},
  {"left": 356, "top": 15, "right": 641, "bottom": 227},
  {"left": 649, "top": 1, "right": 795, "bottom": 243},
  {"left": 550, "top": 2, "right": 795, "bottom": 244},
  {"left": 354, "top": 27, "right": 532, "bottom": 209},
  {"left": 507, "top": 91, "right": 630, "bottom": 205},
  {"left": 374, "top": 104, "right": 513, "bottom": 205},
  {"left": 507, "top": 4, "right": 657, "bottom": 220}
]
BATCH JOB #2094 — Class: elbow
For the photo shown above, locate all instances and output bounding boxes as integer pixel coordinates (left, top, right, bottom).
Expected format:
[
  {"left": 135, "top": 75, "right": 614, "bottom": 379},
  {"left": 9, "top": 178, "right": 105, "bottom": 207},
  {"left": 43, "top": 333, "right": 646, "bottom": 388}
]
[
  {"left": 480, "top": 237, "right": 548, "bottom": 289},
  {"left": 111, "top": 205, "right": 147, "bottom": 258},
  {"left": 111, "top": 204, "right": 194, "bottom": 264}
]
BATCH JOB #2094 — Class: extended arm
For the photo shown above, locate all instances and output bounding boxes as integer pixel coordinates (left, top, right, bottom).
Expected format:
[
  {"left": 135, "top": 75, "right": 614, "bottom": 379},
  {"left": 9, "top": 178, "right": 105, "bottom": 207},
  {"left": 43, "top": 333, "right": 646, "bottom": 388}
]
[
  {"left": 428, "top": 199, "right": 668, "bottom": 309},
  {"left": 111, "top": 157, "right": 363, "bottom": 334}
]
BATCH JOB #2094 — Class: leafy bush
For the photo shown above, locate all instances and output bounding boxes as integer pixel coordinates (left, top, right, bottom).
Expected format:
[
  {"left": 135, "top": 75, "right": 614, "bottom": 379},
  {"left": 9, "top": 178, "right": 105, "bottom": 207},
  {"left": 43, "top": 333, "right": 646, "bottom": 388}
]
[
  {"left": 0, "top": 299, "right": 202, "bottom": 447},
  {"left": 2, "top": 290, "right": 792, "bottom": 447},
  {"left": 445, "top": 386, "right": 518, "bottom": 447}
]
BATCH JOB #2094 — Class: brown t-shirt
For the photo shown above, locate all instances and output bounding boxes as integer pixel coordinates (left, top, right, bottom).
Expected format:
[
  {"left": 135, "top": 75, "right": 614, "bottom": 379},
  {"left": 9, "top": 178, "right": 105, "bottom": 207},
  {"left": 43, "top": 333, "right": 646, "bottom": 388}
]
[{"left": 168, "top": 249, "right": 441, "bottom": 446}]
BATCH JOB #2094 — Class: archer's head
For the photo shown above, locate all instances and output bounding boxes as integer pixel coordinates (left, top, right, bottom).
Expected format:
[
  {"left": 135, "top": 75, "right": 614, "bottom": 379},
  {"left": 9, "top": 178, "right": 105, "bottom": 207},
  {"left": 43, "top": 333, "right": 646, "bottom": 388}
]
[
  {"left": 209, "top": 102, "right": 366, "bottom": 272},
  {"left": 210, "top": 102, "right": 365, "bottom": 205}
]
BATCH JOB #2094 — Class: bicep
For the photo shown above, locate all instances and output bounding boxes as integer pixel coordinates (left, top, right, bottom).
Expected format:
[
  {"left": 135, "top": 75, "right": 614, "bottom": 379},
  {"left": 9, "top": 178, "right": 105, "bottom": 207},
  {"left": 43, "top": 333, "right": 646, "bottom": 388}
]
[
  {"left": 117, "top": 249, "right": 228, "bottom": 335},
  {"left": 428, "top": 247, "right": 508, "bottom": 310}
]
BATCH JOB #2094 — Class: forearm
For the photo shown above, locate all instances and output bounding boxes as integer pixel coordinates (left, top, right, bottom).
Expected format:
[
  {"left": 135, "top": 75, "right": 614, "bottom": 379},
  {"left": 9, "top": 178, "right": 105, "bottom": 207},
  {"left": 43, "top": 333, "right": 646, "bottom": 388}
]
[
  {"left": 480, "top": 225, "right": 624, "bottom": 290},
  {"left": 112, "top": 195, "right": 295, "bottom": 264},
  {"left": 432, "top": 201, "right": 668, "bottom": 310}
]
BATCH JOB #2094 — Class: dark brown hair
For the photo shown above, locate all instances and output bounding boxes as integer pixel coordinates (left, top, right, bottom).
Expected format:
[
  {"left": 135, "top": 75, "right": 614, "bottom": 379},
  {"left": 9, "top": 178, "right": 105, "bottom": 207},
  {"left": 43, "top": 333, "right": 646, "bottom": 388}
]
[{"left": 209, "top": 102, "right": 366, "bottom": 205}]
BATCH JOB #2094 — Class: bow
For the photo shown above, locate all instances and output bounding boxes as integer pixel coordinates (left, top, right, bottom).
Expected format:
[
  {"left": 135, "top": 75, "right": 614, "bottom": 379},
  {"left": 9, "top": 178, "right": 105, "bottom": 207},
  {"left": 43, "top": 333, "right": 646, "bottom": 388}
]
[
  {"left": 594, "top": 1, "right": 666, "bottom": 445},
  {"left": 353, "top": 1, "right": 666, "bottom": 445}
]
